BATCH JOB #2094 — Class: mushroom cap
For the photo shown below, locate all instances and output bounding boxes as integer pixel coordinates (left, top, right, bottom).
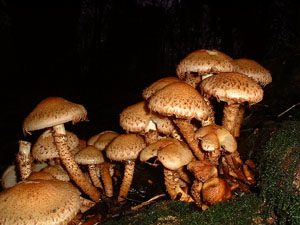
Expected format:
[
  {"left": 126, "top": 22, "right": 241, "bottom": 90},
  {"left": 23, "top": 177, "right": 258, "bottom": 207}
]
[
  {"left": 93, "top": 131, "right": 119, "bottom": 150},
  {"left": 1, "top": 165, "right": 17, "bottom": 189},
  {"left": 106, "top": 134, "right": 146, "bottom": 162},
  {"left": 148, "top": 82, "right": 214, "bottom": 122},
  {"left": 42, "top": 165, "right": 70, "bottom": 182},
  {"left": 199, "top": 72, "right": 263, "bottom": 105},
  {"left": 75, "top": 146, "right": 104, "bottom": 165},
  {"left": 22, "top": 97, "right": 88, "bottom": 134},
  {"left": 176, "top": 49, "right": 236, "bottom": 79},
  {"left": 234, "top": 58, "right": 272, "bottom": 87},
  {"left": 202, "top": 177, "right": 230, "bottom": 205},
  {"left": 187, "top": 160, "right": 218, "bottom": 182},
  {"left": 0, "top": 179, "right": 80, "bottom": 225},
  {"left": 120, "top": 101, "right": 151, "bottom": 133},
  {"left": 215, "top": 128, "right": 237, "bottom": 153},
  {"left": 150, "top": 113, "right": 176, "bottom": 135},
  {"left": 157, "top": 140, "right": 194, "bottom": 170},
  {"left": 32, "top": 129, "right": 79, "bottom": 161},
  {"left": 27, "top": 171, "right": 55, "bottom": 181},
  {"left": 139, "top": 138, "right": 177, "bottom": 162},
  {"left": 142, "top": 77, "right": 181, "bottom": 100}
]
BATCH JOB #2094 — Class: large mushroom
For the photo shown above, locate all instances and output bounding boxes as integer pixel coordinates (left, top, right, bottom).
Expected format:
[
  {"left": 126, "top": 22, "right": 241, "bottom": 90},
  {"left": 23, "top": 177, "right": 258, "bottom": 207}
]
[
  {"left": 22, "top": 97, "right": 100, "bottom": 202},
  {"left": 233, "top": 58, "right": 272, "bottom": 137},
  {"left": 176, "top": 49, "right": 236, "bottom": 88},
  {"left": 0, "top": 179, "right": 81, "bottom": 225},
  {"left": 106, "top": 133, "right": 146, "bottom": 202},
  {"left": 148, "top": 81, "right": 215, "bottom": 160},
  {"left": 199, "top": 72, "right": 263, "bottom": 136}
]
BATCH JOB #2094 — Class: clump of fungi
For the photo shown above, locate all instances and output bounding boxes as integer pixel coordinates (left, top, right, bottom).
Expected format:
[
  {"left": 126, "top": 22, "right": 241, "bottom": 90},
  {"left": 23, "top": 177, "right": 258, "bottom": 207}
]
[{"left": 0, "top": 48, "right": 271, "bottom": 224}]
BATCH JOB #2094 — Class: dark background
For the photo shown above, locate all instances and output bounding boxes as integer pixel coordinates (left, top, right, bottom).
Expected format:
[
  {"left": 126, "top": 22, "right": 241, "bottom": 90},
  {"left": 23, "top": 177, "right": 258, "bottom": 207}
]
[{"left": 0, "top": 0, "right": 299, "bottom": 172}]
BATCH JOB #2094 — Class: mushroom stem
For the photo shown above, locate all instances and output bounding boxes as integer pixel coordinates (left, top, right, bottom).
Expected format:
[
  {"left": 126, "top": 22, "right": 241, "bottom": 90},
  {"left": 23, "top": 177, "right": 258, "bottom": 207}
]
[
  {"left": 88, "top": 165, "right": 103, "bottom": 190},
  {"left": 233, "top": 105, "right": 246, "bottom": 137},
  {"left": 118, "top": 160, "right": 135, "bottom": 202},
  {"left": 100, "top": 162, "right": 114, "bottom": 197},
  {"left": 143, "top": 129, "right": 159, "bottom": 145},
  {"left": 173, "top": 118, "right": 204, "bottom": 160},
  {"left": 163, "top": 168, "right": 194, "bottom": 202},
  {"left": 16, "top": 141, "right": 32, "bottom": 180},
  {"left": 222, "top": 103, "right": 240, "bottom": 136},
  {"left": 52, "top": 124, "right": 101, "bottom": 202},
  {"left": 190, "top": 179, "right": 203, "bottom": 207}
]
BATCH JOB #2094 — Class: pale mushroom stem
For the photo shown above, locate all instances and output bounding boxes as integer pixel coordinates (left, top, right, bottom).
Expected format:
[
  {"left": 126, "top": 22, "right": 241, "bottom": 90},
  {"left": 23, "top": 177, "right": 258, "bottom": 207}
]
[
  {"left": 16, "top": 140, "right": 32, "bottom": 180},
  {"left": 52, "top": 124, "right": 101, "bottom": 202},
  {"left": 233, "top": 105, "right": 246, "bottom": 137},
  {"left": 118, "top": 160, "right": 135, "bottom": 202},
  {"left": 100, "top": 162, "right": 114, "bottom": 197},
  {"left": 222, "top": 103, "right": 240, "bottom": 136},
  {"left": 88, "top": 165, "right": 103, "bottom": 190},
  {"left": 173, "top": 118, "right": 205, "bottom": 160}
]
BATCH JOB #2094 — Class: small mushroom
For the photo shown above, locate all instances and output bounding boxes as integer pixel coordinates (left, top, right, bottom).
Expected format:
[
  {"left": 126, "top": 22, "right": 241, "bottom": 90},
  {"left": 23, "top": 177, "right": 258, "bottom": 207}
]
[
  {"left": 42, "top": 165, "right": 70, "bottom": 182},
  {"left": 1, "top": 165, "right": 18, "bottom": 189},
  {"left": 22, "top": 97, "right": 100, "bottom": 202},
  {"left": 0, "top": 179, "right": 81, "bottom": 224},
  {"left": 202, "top": 177, "right": 232, "bottom": 207},
  {"left": 106, "top": 134, "right": 146, "bottom": 202},
  {"left": 75, "top": 145, "right": 105, "bottom": 190},
  {"left": 148, "top": 82, "right": 215, "bottom": 160},
  {"left": 176, "top": 49, "right": 236, "bottom": 88}
]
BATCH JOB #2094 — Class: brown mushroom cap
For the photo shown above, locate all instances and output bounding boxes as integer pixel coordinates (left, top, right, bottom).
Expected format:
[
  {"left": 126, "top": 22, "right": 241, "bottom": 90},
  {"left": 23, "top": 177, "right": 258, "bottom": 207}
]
[
  {"left": 93, "top": 131, "right": 119, "bottom": 150},
  {"left": 215, "top": 128, "right": 237, "bottom": 153},
  {"left": 142, "top": 77, "right": 181, "bottom": 100},
  {"left": 157, "top": 141, "right": 194, "bottom": 170},
  {"left": 22, "top": 97, "right": 87, "bottom": 134},
  {"left": 234, "top": 58, "right": 272, "bottom": 87},
  {"left": 120, "top": 101, "right": 151, "bottom": 133},
  {"left": 202, "top": 177, "right": 231, "bottom": 205},
  {"left": 0, "top": 179, "right": 80, "bottom": 225},
  {"left": 32, "top": 129, "right": 79, "bottom": 161},
  {"left": 42, "top": 165, "right": 70, "bottom": 182},
  {"left": 200, "top": 72, "right": 263, "bottom": 105},
  {"left": 106, "top": 134, "right": 146, "bottom": 162},
  {"left": 75, "top": 146, "right": 105, "bottom": 165},
  {"left": 176, "top": 49, "right": 236, "bottom": 79},
  {"left": 148, "top": 82, "right": 214, "bottom": 122}
]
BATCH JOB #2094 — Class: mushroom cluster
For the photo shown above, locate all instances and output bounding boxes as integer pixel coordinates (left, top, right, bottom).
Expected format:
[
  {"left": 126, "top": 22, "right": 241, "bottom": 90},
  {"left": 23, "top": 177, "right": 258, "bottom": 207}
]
[{"left": 0, "top": 48, "right": 271, "bottom": 224}]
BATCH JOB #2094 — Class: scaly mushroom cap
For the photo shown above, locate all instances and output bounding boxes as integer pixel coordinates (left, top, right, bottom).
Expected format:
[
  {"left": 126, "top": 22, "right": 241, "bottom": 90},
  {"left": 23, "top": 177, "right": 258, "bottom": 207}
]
[
  {"left": 158, "top": 140, "right": 194, "bottom": 170},
  {"left": 75, "top": 146, "right": 104, "bottom": 165},
  {"left": 22, "top": 97, "right": 87, "bottom": 134},
  {"left": 202, "top": 177, "right": 231, "bottom": 205},
  {"left": 176, "top": 49, "right": 236, "bottom": 79},
  {"left": 187, "top": 160, "right": 218, "bottom": 182},
  {"left": 120, "top": 101, "right": 151, "bottom": 133},
  {"left": 42, "top": 165, "right": 70, "bottom": 182},
  {"left": 234, "top": 58, "right": 272, "bottom": 87},
  {"left": 200, "top": 72, "right": 263, "bottom": 105},
  {"left": 106, "top": 134, "right": 146, "bottom": 162},
  {"left": 148, "top": 82, "right": 214, "bottom": 122},
  {"left": 142, "top": 77, "right": 181, "bottom": 100},
  {"left": 0, "top": 179, "right": 80, "bottom": 225},
  {"left": 150, "top": 113, "right": 176, "bottom": 135},
  {"left": 32, "top": 129, "right": 79, "bottom": 161},
  {"left": 93, "top": 131, "right": 119, "bottom": 150}
]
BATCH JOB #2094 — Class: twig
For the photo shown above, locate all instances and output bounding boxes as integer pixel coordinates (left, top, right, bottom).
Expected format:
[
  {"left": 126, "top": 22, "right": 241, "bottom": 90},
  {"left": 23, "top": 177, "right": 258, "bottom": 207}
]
[
  {"left": 131, "top": 193, "right": 166, "bottom": 211},
  {"left": 277, "top": 103, "right": 300, "bottom": 118}
]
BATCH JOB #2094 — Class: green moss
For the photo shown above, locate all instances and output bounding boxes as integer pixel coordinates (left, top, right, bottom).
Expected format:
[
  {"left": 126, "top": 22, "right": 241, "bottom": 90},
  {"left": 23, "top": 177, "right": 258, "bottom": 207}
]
[
  {"left": 250, "top": 120, "right": 300, "bottom": 225},
  {"left": 102, "top": 194, "right": 273, "bottom": 225}
]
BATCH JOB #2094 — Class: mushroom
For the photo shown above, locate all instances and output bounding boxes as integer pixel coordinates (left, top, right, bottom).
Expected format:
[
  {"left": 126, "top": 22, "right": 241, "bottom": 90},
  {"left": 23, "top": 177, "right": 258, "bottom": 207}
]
[
  {"left": 140, "top": 138, "right": 194, "bottom": 202},
  {"left": 148, "top": 81, "right": 215, "bottom": 160},
  {"left": 42, "top": 165, "right": 70, "bottom": 182},
  {"left": 176, "top": 49, "right": 236, "bottom": 88},
  {"left": 233, "top": 58, "right": 272, "bottom": 137},
  {"left": 142, "top": 76, "right": 181, "bottom": 100},
  {"left": 106, "top": 134, "right": 146, "bottom": 202},
  {"left": 1, "top": 165, "right": 18, "bottom": 189},
  {"left": 89, "top": 130, "right": 119, "bottom": 198},
  {"left": 202, "top": 177, "right": 232, "bottom": 207},
  {"left": 199, "top": 72, "right": 263, "bottom": 136},
  {"left": 187, "top": 159, "right": 218, "bottom": 207},
  {"left": 75, "top": 145, "right": 105, "bottom": 190},
  {"left": 16, "top": 140, "right": 32, "bottom": 180},
  {"left": 22, "top": 97, "right": 100, "bottom": 202},
  {"left": 32, "top": 129, "right": 79, "bottom": 163},
  {"left": 0, "top": 179, "right": 81, "bottom": 225}
]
